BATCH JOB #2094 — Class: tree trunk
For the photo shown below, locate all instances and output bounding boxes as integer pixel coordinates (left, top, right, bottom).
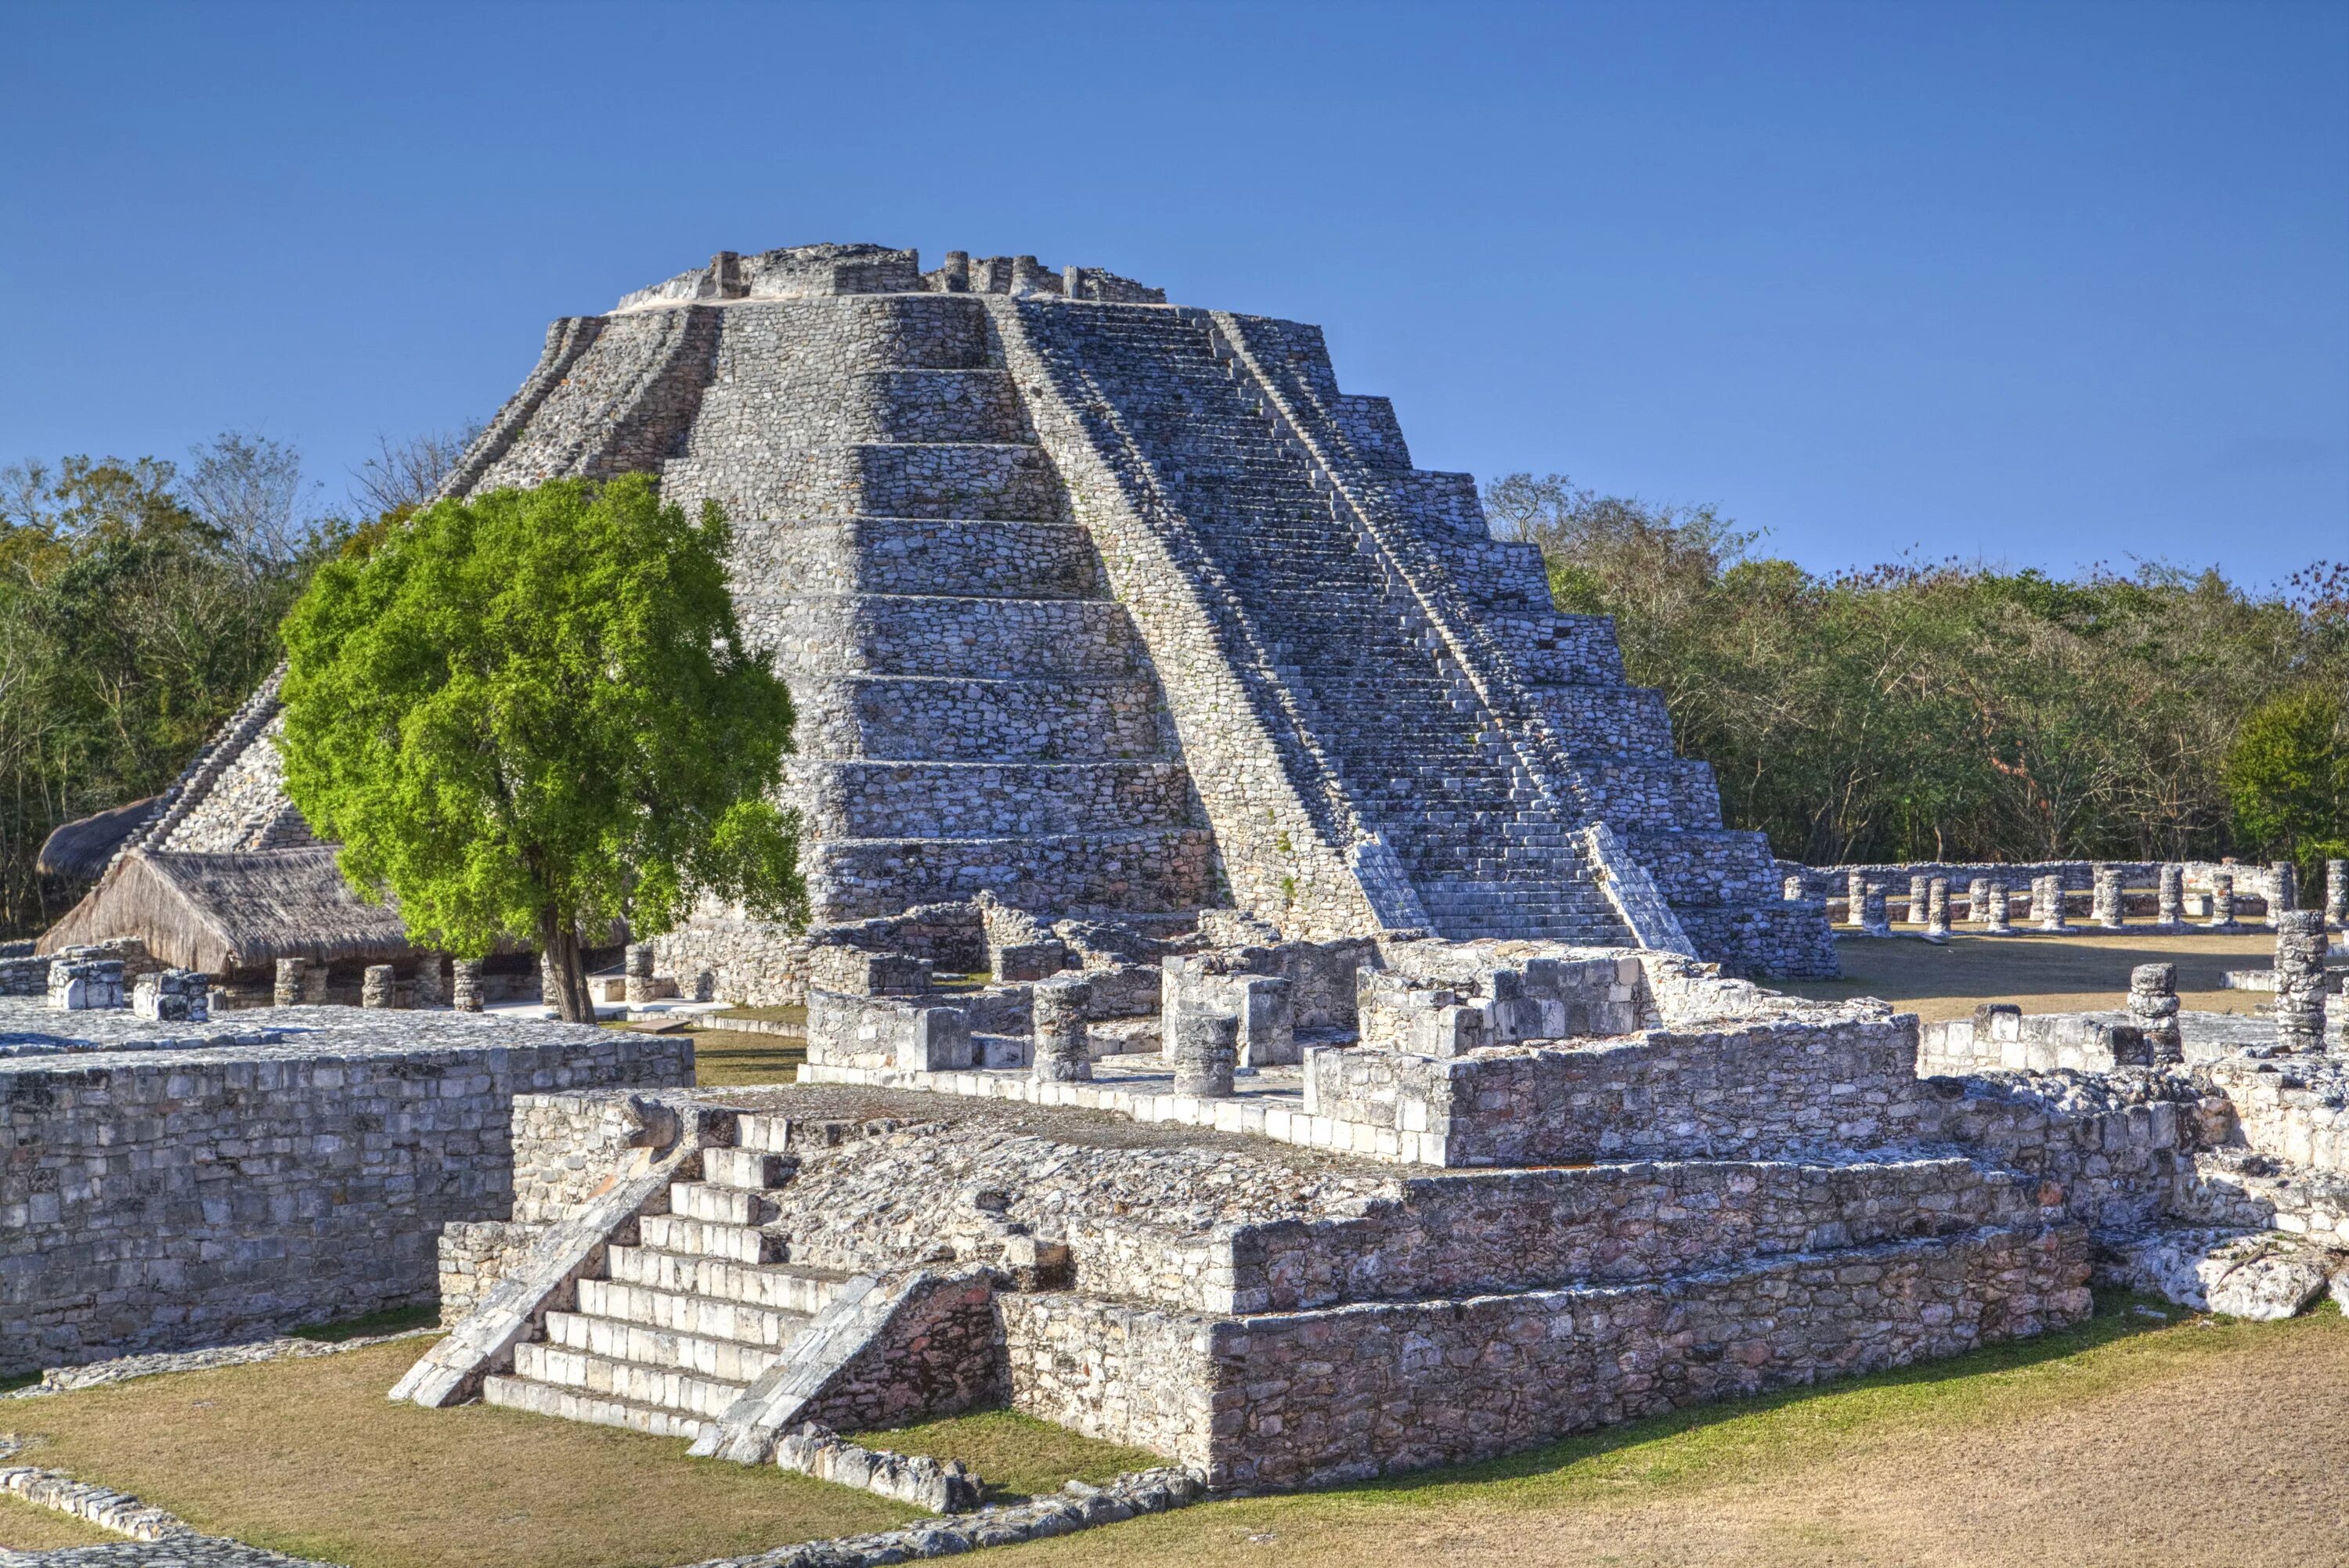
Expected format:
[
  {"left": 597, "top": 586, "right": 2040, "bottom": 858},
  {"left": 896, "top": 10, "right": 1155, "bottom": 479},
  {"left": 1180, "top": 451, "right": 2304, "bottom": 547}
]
[{"left": 536, "top": 904, "right": 595, "bottom": 1024}]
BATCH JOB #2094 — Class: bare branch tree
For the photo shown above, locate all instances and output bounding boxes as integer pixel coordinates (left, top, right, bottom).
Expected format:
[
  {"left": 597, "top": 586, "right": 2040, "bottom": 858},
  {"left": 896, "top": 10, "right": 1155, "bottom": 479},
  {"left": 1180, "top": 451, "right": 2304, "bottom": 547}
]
[
  {"left": 352, "top": 424, "right": 484, "bottom": 517},
  {"left": 179, "top": 431, "right": 316, "bottom": 568}
]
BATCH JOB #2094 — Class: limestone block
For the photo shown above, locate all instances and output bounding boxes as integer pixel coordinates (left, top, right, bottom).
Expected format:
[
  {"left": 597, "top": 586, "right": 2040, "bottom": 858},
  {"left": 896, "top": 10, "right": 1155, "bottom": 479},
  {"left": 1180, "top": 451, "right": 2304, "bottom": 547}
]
[
  {"left": 130, "top": 968, "right": 209, "bottom": 1023},
  {"left": 808, "top": 945, "right": 932, "bottom": 997},
  {"left": 991, "top": 940, "right": 1068, "bottom": 983},
  {"left": 2107, "top": 1227, "right": 2340, "bottom": 1320},
  {"left": 45, "top": 956, "right": 124, "bottom": 1011}
]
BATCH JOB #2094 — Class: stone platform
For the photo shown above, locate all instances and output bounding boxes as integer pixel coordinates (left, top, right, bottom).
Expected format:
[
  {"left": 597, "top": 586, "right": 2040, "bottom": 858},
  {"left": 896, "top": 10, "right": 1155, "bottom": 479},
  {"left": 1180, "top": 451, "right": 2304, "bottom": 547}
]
[{"left": 0, "top": 1000, "right": 693, "bottom": 1378}]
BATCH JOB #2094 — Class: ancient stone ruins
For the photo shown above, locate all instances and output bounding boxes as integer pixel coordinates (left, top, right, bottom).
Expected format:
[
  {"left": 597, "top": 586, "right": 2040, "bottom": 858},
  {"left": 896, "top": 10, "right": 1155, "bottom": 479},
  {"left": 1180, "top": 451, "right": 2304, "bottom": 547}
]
[{"left": 6, "top": 246, "right": 2348, "bottom": 1557}]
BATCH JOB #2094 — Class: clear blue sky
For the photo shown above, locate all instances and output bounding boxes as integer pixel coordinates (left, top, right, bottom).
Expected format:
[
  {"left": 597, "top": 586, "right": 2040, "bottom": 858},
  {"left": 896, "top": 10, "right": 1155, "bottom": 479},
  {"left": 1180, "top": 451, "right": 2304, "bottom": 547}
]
[{"left": 5, "top": 1, "right": 2344, "bottom": 583}]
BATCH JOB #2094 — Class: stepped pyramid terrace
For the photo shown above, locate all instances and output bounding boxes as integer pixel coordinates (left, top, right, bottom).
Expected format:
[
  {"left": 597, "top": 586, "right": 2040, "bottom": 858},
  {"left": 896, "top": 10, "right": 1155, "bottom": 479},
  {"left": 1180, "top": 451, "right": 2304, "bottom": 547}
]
[{"left": 39, "top": 240, "right": 1836, "bottom": 994}]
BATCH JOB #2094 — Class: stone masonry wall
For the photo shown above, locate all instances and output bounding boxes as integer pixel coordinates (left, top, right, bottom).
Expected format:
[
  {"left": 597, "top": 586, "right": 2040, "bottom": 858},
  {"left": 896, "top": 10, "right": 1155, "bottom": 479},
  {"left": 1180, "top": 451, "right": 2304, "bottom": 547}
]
[
  {"left": 1304, "top": 1013, "right": 1921, "bottom": 1167},
  {"left": 1073, "top": 1156, "right": 2035, "bottom": 1314},
  {"left": 0, "top": 1015, "right": 692, "bottom": 1375},
  {"left": 1200, "top": 1221, "right": 2090, "bottom": 1491}
]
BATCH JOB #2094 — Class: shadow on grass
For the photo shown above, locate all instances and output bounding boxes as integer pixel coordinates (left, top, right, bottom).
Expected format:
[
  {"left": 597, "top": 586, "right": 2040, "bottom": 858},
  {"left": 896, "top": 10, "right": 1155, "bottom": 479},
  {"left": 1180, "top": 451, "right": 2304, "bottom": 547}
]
[
  {"left": 290, "top": 1303, "right": 441, "bottom": 1343},
  {"left": 1348, "top": 1289, "right": 2183, "bottom": 1499}
]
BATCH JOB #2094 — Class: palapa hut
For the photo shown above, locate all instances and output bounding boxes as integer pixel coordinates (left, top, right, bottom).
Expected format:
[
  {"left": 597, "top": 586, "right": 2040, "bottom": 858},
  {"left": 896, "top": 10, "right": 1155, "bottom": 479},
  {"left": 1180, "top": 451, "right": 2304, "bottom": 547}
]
[
  {"left": 36, "top": 671, "right": 424, "bottom": 1000},
  {"left": 39, "top": 669, "right": 612, "bottom": 1005}
]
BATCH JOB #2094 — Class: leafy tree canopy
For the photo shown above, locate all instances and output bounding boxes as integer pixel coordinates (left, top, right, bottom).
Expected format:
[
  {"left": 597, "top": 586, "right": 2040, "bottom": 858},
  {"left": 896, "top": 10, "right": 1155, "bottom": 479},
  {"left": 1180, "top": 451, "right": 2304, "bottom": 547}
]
[
  {"left": 1487, "top": 471, "right": 2349, "bottom": 867},
  {"left": 278, "top": 475, "right": 803, "bottom": 1020},
  {"left": 2224, "top": 685, "right": 2349, "bottom": 883}
]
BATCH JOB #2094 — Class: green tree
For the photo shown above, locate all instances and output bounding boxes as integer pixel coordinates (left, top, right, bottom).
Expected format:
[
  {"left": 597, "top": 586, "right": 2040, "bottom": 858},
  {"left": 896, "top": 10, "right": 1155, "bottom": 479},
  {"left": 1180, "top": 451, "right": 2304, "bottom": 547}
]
[
  {"left": 2223, "top": 686, "right": 2349, "bottom": 885},
  {"left": 278, "top": 475, "right": 803, "bottom": 1021}
]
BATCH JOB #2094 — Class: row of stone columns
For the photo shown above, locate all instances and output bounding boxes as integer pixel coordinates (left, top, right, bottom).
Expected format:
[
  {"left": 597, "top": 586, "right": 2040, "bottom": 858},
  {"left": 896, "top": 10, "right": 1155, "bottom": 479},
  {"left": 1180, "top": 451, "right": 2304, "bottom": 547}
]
[
  {"left": 1030, "top": 972, "right": 1244, "bottom": 1098},
  {"left": 1823, "top": 859, "right": 2347, "bottom": 934},
  {"left": 275, "top": 953, "right": 485, "bottom": 1011}
]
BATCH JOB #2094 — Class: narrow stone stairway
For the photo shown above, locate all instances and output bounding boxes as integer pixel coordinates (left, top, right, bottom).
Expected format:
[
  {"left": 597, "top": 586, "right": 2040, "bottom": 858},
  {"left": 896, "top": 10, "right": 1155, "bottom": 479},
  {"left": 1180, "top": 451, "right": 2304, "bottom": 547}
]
[{"left": 482, "top": 1115, "right": 853, "bottom": 1440}]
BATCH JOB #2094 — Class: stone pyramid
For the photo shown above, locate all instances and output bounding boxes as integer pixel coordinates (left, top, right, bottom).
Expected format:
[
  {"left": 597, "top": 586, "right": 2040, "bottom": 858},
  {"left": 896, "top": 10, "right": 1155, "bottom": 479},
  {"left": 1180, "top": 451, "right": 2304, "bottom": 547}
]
[{"left": 61, "top": 243, "right": 1835, "bottom": 979}]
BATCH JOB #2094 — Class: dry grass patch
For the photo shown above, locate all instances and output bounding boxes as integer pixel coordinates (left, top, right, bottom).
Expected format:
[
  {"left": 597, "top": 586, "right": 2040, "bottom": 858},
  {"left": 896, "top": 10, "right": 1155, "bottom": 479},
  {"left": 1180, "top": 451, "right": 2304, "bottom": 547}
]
[
  {"left": 987, "top": 1297, "right": 2349, "bottom": 1568},
  {"left": 691, "top": 1026, "right": 807, "bottom": 1087},
  {"left": 0, "top": 1491, "right": 117, "bottom": 1550},
  {"left": 1777, "top": 927, "right": 2282, "bottom": 1021},
  {"left": 850, "top": 1408, "right": 1165, "bottom": 1501},
  {"left": 7, "top": 1336, "right": 915, "bottom": 1568}
]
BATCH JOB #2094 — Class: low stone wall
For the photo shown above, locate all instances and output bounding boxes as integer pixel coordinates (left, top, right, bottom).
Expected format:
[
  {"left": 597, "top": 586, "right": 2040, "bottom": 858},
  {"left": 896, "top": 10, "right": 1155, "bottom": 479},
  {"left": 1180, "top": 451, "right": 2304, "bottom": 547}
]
[
  {"left": 999, "top": 1292, "right": 1217, "bottom": 1465},
  {"left": 1009, "top": 1222, "right": 2088, "bottom": 1491},
  {"left": 2201, "top": 1055, "right": 2349, "bottom": 1174},
  {"left": 1075, "top": 1156, "right": 2034, "bottom": 1314},
  {"left": 1304, "top": 1012, "right": 1921, "bottom": 1167},
  {"left": 1912, "top": 1070, "right": 2201, "bottom": 1232},
  {"left": 0, "top": 1007, "right": 693, "bottom": 1375},
  {"left": 1920, "top": 1009, "right": 2134, "bottom": 1075},
  {"left": 437, "top": 1219, "right": 541, "bottom": 1325}
]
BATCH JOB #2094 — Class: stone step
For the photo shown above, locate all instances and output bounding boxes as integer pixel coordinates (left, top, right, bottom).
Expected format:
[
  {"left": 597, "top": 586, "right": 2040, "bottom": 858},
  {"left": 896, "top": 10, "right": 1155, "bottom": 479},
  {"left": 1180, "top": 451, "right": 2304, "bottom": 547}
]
[
  {"left": 686, "top": 367, "right": 1029, "bottom": 447},
  {"left": 543, "top": 1308, "right": 788, "bottom": 1382},
  {"left": 790, "top": 674, "right": 1171, "bottom": 764},
  {"left": 702, "top": 1145, "right": 794, "bottom": 1190},
  {"left": 511, "top": 1339, "right": 747, "bottom": 1420},
  {"left": 604, "top": 1245, "right": 851, "bottom": 1314},
  {"left": 788, "top": 758, "right": 1202, "bottom": 838},
  {"left": 637, "top": 1211, "right": 787, "bottom": 1264},
  {"left": 805, "top": 828, "right": 1217, "bottom": 923},
  {"left": 482, "top": 1372, "right": 709, "bottom": 1441},
  {"left": 576, "top": 1277, "right": 815, "bottom": 1348},
  {"left": 671, "top": 442, "right": 1065, "bottom": 524},
  {"left": 745, "top": 593, "right": 1142, "bottom": 679},
  {"left": 730, "top": 516, "right": 1105, "bottom": 600},
  {"left": 668, "top": 1180, "right": 777, "bottom": 1226}
]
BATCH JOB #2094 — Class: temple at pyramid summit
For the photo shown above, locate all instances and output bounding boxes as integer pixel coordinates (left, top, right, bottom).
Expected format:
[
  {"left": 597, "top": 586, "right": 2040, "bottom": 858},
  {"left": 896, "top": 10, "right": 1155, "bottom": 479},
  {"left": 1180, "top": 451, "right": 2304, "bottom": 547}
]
[{"left": 42, "top": 243, "right": 1835, "bottom": 989}]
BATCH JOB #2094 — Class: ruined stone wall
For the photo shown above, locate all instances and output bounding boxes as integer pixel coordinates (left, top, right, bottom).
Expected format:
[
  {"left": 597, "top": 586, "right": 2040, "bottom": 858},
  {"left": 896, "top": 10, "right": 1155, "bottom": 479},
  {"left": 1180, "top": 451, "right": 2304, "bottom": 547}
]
[
  {"left": 0, "top": 1016, "right": 692, "bottom": 1375},
  {"left": 998, "top": 1292, "right": 1218, "bottom": 1468},
  {"left": 1197, "top": 1223, "right": 2089, "bottom": 1491},
  {"left": 1304, "top": 1014, "right": 1921, "bottom": 1168},
  {"left": 1913, "top": 1071, "right": 2199, "bottom": 1232},
  {"left": 1070, "top": 1156, "right": 2032, "bottom": 1313}
]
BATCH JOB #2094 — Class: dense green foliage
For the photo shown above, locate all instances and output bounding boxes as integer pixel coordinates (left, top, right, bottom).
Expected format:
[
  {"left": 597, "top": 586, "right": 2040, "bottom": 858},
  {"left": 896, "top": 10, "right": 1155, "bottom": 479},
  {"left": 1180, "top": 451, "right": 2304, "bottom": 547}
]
[
  {"left": 0, "top": 441, "right": 332, "bottom": 936},
  {"left": 278, "top": 475, "right": 803, "bottom": 1020},
  {"left": 1486, "top": 473, "right": 2349, "bottom": 877},
  {"left": 2223, "top": 687, "right": 2349, "bottom": 877}
]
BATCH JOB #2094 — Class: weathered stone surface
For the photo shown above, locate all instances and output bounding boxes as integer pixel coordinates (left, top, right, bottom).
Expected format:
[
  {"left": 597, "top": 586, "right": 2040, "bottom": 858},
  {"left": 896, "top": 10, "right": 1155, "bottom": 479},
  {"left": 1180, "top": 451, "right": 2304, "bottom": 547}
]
[
  {"left": 2102, "top": 1226, "right": 2340, "bottom": 1319},
  {"left": 0, "top": 1001, "right": 691, "bottom": 1378}
]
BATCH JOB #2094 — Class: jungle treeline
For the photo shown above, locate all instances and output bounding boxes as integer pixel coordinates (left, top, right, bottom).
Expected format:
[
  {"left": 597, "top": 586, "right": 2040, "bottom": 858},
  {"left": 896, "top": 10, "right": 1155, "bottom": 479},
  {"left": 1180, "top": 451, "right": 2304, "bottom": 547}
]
[
  {"left": 2, "top": 447, "right": 2340, "bottom": 939},
  {"left": 1485, "top": 473, "right": 2349, "bottom": 877}
]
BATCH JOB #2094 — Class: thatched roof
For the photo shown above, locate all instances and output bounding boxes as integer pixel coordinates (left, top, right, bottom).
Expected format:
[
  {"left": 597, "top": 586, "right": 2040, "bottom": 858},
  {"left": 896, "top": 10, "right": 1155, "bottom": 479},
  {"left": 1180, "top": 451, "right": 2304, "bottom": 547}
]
[
  {"left": 38, "top": 846, "right": 412, "bottom": 975},
  {"left": 37, "top": 797, "right": 163, "bottom": 881}
]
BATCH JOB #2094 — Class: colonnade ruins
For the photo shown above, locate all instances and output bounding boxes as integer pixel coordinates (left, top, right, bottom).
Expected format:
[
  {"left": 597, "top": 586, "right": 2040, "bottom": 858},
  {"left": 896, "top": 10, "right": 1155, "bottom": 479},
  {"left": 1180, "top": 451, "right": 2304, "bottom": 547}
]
[{"left": 9, "top": 247, "right": 2345, "bottom": 1537}]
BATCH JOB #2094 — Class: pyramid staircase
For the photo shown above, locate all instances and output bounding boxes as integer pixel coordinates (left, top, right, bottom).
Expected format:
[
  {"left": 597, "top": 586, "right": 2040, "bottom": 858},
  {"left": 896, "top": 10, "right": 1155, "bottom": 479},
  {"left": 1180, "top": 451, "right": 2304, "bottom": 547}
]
[
  {"left": 482, "top": 1115, "right": 852, "bottom": 1440},
  {"left": 657, "top": 293, "right": 1215, "bottom": 922}
]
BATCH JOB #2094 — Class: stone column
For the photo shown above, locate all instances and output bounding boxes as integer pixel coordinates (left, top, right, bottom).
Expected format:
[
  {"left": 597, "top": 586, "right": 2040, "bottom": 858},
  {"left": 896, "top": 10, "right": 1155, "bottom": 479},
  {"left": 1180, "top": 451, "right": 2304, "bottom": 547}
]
[
  {"left": 450, "top": 959, "right": 485, "bottom": 1013},
  {"left": 1967, "top": 878, "right": 1992, "bottom": 927},
  {"left": 1858, "top": 881, "right": 1889, "bottom": 937},
  {"left": 2127, "top": 962, "right": 2183, "bottom": 1065},
  {"left": 1783, "top": 874, "right": 1806, "bottom": 901},
  {"left": 2269, "top": 862, "right": 2298, "bottom": 926},
  {"left": 2275, "top": 910, "right": 2329, "bottom": 1054},
  {"left": 2092, "top": 866, "right": 2126, "bottom": 929},
  {"left": 1983, "top": 879, "right": 2013, "bottom": 935},
  {"left": 2327, "top": 859, "right": 2348, "bottom": 929},
  {"left": 623, "top": 942, "right": 658, "bottom": 1005},
  {"left": 2206, "top": 871, "right": 2236, "bottom": 930},
  {"left": 412, "top": 952, "right": 446, "bottom": 1007},
  {"left": 361, "top": 964, "right": 397, "bottom": 1009},
  {"left": 1846, "top": 870, "right": 1867, "bottom": 928},
  {"left": 1031, "top": 975, "right": 1093, "bottom": 1083},
  {"left": 1910, "top": 874, "right": 1932, "bottom": 926},
  {"left": 2031, "top": 875, "right": 2068, "bottom": 932},
  {"left": 2156, "top": 863, "right": 2185, "bottom": 931},
  {"left": 274, "top": 957, "right": 308, "bottom": 1008},
  {"left": 1172, "top": 1011, "right": 1238, "bottom": 1098},
  {"left": 1923, "top": 878, "right": 1951, "bottom": 944}
]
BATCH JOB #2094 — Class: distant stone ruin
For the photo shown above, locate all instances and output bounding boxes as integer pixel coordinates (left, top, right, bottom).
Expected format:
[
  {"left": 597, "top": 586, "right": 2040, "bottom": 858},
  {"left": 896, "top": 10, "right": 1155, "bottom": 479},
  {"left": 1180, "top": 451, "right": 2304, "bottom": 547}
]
[{"left": 41, "top": 242, "right": 1834, "bottom": 994}]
